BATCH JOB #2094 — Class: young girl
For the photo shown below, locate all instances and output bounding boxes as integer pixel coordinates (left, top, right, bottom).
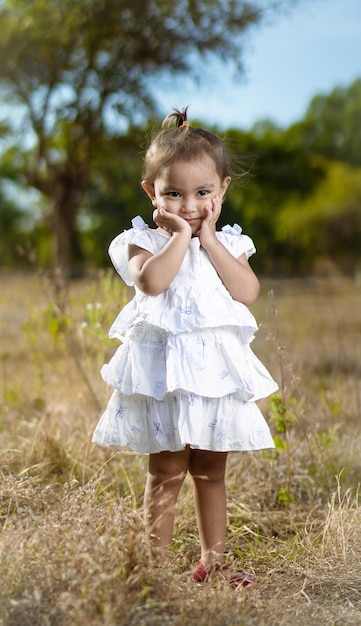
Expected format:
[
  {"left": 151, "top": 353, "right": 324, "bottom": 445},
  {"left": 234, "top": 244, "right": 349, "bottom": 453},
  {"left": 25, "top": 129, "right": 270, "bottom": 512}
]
[{"left": 92, "top": 108, "right": 278, "bottom": 587}]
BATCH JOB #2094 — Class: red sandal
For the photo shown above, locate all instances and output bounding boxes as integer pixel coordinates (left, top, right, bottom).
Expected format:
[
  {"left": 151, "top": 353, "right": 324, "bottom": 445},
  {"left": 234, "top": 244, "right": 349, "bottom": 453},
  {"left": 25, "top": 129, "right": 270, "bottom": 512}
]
[{"left": 192, "top": 560, "right": 255, "bottom": 589}]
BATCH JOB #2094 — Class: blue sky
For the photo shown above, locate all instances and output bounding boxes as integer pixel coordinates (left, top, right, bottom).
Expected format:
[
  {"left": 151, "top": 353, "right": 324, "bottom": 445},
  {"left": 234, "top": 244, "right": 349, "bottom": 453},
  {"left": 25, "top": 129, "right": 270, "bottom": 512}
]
[{"left": 152, "top": 0, "right": 361, "bottom": 129}]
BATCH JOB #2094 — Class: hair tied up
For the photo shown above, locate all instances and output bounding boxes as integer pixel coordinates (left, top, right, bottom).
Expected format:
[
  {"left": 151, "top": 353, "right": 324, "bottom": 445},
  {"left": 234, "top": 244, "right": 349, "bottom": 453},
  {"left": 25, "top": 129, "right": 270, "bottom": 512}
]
[{"left": 162, "top": 106, "right": 190, "bottom": 129}]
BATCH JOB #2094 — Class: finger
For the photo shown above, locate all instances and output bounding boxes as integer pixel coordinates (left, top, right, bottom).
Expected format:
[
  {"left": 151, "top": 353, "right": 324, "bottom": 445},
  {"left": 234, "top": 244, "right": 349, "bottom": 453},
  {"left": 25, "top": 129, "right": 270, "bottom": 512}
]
[
  {"left": 212, "top": 195, "right": 222, "bottom": 211},
  {"left": 210, "top": 196, "right": 222, "bottom": 219},
  {"left": 203, "top": 205, "right": 212, "bottom": 220}
]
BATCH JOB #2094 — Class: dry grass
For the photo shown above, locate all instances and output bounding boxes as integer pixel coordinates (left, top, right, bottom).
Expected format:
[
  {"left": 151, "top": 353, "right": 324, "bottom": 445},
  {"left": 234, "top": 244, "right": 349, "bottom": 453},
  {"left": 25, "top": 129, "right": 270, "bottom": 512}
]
[{"left": 1, "top": 270, "right": 361, "bottom": 625}]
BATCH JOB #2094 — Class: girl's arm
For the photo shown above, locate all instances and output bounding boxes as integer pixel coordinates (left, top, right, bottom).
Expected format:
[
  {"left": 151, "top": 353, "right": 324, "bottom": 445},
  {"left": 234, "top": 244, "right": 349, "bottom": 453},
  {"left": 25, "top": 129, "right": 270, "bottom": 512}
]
[
  {"left": 199, "top": 197, "right": 260, "bottom": 305},
  {"left": 128, "top": 229, "right": 191, "bottom": 295},
  {"left": 204, "top": 242, "right": 260, "bottom": 305}
]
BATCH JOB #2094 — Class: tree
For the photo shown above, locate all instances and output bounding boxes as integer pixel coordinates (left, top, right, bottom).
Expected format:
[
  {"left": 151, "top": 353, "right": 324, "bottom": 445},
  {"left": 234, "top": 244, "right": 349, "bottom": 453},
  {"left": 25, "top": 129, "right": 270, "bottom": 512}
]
[
  {"left": 286, "top": 78, "right": 361, "bottom": 167},
  {"left": 0, "top": 0, "right": 301, "bottom": 288},
  {"left": 223, "top": 124, "right": 326, "bottom": 273},
  {"left": 274, "top": 160, "right": 361, "bottom": 274},
  {"left": 0, "top": 185, "right": 24, "bottom": 264},
  {"left": 82, "top": 128, "right": 146, "bottom": 266}
]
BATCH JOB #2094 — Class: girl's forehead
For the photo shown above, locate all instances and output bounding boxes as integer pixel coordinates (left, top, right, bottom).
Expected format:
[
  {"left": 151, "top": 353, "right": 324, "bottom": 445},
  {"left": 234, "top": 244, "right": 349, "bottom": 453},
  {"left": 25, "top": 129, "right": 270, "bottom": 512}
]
[{"left": 158, "top": 155, "right": 220, "bottom": 180}]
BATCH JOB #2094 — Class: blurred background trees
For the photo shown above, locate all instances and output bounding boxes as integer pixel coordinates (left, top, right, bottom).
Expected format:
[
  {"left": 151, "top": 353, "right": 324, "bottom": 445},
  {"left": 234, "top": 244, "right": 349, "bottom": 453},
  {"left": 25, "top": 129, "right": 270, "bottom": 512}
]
[
  {"left": 0, "top": 0, "right": 292, "bottom": 281},
  {"left": 0, "top": 0, "right": 360, "bottom": 279}
]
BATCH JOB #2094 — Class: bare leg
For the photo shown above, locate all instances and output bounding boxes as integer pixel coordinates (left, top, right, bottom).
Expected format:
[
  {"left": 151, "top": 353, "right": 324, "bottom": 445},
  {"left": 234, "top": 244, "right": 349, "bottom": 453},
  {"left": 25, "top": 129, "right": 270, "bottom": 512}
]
[
  {"left": 144, "top": 447, "right": 190, "bottom": 560},
  {"left": 189, "top": 449, "right": 228, "bottom": 568}
]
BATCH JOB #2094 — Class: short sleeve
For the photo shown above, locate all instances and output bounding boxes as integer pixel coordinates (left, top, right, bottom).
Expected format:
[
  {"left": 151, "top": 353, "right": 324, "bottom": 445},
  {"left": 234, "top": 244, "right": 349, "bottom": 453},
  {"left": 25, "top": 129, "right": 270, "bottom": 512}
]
[
  {"left": 108, "top": 217, "right": 158, "bottom": 285},
  {"left": 217, "top": 224, "right": 256, "bottom": 259}
]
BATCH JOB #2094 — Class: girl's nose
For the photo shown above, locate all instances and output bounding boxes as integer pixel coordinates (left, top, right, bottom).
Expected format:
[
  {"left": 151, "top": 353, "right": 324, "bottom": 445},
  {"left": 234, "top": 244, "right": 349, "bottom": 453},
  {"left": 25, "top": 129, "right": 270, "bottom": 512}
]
[{"left": 181, "top": 197, "right": 196, "bottom": 213}]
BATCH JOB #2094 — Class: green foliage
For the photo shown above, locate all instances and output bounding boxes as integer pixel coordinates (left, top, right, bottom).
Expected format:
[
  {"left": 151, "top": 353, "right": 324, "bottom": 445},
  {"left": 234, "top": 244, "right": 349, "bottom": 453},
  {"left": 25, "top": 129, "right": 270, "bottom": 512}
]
[
  {"left": 81, "top": 130, "right": 147, "bottom": 263},
  {"left": 269, "top": 394, "right": 295, "bottom": 437},
  {"left": 268, "top": 393, "right": 300, "bottom": 506},
  {"left": 224, "top": 126, "right": 327, "bottom": 273},
  {"left": 289, "top": 78, "right": 361, "bottom": 166},
  {"left": 275, "top": 160, "right": 361, "bottom": 273}
]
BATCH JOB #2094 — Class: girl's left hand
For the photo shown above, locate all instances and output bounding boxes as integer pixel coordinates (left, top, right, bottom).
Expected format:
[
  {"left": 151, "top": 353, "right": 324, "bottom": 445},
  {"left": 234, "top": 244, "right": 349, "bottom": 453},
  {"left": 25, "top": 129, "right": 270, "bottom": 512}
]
[{"left": 197, "top": 195, "right": 222, "bottom": 249}]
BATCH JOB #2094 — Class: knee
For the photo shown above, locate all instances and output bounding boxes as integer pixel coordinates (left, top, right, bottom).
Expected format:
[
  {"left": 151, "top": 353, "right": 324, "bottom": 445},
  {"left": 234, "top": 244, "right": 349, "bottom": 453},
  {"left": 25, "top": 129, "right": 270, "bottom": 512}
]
[
  {"left": 148, "top": 454, "right": 188, "bottom": 486},
  {"left": 189, "top": 452, "right": 227, "bottom": 483}
]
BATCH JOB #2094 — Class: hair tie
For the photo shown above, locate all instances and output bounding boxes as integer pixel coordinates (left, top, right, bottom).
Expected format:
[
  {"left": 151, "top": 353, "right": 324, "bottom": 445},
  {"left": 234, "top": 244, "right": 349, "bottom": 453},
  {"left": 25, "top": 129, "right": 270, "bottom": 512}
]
[{"left": 161, "top": 107, "right": 190, "bottom": 129}]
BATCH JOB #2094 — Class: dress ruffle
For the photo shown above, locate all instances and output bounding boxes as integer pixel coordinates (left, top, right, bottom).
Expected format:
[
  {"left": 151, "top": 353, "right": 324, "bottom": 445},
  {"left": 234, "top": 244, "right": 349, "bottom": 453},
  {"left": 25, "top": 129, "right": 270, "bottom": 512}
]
[
  {"left": 101, "top": 326, "right": 277, "bottom": 402},
  {"left": 108, "top": 285, "right": 258, "bottom": 343},
  {"left": 92, "top": 389, "right": 275, "bottom": 453}
]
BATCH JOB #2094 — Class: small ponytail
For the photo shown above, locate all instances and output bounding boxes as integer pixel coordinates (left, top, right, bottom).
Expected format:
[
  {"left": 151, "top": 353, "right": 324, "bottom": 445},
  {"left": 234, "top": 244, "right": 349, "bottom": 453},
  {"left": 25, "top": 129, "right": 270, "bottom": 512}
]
[{"left": 162, "top": 106, "right": 190, "bottom": 129}]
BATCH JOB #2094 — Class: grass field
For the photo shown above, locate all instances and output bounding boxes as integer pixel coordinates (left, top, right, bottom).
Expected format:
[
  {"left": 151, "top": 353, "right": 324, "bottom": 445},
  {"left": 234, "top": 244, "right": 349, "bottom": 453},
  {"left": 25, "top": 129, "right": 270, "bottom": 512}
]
[{"left": 1, "top": 270, "right": 361, "bottom": 625}]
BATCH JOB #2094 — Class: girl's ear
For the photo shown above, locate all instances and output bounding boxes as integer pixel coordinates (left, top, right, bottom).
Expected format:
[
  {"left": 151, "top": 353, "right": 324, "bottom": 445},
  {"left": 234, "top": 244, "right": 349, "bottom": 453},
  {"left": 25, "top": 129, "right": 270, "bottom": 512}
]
[
  {"left": 141, "top": 181, "right": 155, "bottom": 202},
  {"left": 220, "top": 176, "right": 231, "bottom": 199}
]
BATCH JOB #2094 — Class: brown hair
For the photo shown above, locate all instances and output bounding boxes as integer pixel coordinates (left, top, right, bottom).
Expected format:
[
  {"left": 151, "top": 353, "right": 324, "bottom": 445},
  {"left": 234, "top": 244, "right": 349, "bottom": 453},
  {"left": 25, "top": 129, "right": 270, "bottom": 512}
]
[{"left": 142, "top": 107, "right": 232, "bottom": 184}]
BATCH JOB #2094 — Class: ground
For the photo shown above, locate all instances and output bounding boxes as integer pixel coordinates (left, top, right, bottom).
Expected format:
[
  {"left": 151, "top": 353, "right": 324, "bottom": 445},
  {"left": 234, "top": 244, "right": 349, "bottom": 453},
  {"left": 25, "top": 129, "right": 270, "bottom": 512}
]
[{"left": 1, "top": 271, "right": 361, "bottom": 625}]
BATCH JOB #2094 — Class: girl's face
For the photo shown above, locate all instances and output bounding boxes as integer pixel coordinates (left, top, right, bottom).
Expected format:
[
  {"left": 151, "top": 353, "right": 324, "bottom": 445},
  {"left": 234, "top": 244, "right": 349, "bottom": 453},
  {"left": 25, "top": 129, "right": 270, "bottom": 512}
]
[{"left": 142, "top": 154, "right": 231, "bottom": 235}]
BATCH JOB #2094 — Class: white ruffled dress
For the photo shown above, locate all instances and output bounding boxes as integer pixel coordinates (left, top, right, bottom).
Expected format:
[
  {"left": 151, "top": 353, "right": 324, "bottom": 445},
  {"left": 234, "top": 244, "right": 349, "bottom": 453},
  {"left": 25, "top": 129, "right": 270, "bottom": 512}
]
[{"left": 92, "top": 216, "right": 278, "bottom": 454}]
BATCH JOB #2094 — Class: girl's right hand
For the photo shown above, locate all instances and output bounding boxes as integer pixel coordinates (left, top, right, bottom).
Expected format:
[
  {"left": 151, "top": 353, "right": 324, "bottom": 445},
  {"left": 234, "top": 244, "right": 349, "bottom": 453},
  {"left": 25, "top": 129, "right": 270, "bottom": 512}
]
[{"left": 153, "top": 207, "right": 192, "bottom": 237}]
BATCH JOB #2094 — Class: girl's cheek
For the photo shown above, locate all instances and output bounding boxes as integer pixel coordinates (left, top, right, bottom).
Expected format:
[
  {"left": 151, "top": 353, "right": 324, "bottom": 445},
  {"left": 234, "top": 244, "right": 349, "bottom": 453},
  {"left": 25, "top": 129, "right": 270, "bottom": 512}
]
[{"left": 164, "top": 205, "right": 178, "bottom": 215}]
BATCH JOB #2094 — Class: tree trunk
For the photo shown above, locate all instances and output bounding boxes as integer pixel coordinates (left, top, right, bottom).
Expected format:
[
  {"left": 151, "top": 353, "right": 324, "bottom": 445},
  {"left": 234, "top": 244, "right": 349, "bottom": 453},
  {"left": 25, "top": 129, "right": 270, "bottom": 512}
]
[{"left": 50, "top": 175, "right": 83, "bottom": 306}]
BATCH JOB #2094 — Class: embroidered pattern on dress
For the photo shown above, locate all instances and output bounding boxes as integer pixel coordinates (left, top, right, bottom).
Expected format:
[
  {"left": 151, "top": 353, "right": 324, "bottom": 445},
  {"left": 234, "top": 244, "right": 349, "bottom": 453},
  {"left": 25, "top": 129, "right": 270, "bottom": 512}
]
[
  {"left": 154, "top": 381, "right": 165, "bottom": 394},
  {"left": 104, "top": 431, "right": 116, "bottom": 445},
  {"left": 115, "top": 405, "right": 127, "bottom": 419},
  {"left": 178, "top": 304, "right": 192, "bottom": 315},
  {"left": 187, "top": 394, "right": 197, "bottom": 406},
  {"left": 152, "top": 421, "right": 161, "bottom": 437}
]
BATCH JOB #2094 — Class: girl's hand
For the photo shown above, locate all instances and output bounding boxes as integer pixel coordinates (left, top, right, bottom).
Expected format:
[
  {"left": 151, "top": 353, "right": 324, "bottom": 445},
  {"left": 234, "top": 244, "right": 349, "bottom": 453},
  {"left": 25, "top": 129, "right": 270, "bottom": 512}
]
[
  {"left": 153, "top": 207, "right": 192, "bottom": 237},
  {"left": 197, "top": 195, "right": 222, "bottom": 249}
]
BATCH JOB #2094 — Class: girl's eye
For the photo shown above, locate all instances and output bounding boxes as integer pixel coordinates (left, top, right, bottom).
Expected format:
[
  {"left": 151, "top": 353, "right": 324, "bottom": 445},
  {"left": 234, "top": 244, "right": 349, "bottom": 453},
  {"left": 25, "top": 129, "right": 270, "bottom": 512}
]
[
  {"left": 166, "top": 191, "right": 181, "bottom": 197},
  {"left": 198, "top": 189, "right": 210, "bottom": 197}
]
